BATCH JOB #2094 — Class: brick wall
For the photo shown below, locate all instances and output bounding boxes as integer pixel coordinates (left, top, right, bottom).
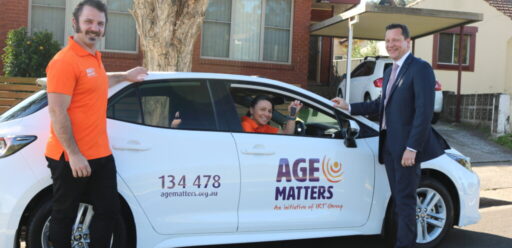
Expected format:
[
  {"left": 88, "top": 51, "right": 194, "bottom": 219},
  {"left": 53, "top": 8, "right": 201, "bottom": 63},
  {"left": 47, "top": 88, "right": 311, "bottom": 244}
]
[
  {"left": 0, "top": 0, "right": 143, "bottom": 74},
  {"left": 191, "top": 0, "right": 312, "bottom": 88},
  {"left": 0, "top": 0, "right": 29, "bottom": 73},
  {"left": 102, "top": 51, "right": 143, "bottom": 72}
]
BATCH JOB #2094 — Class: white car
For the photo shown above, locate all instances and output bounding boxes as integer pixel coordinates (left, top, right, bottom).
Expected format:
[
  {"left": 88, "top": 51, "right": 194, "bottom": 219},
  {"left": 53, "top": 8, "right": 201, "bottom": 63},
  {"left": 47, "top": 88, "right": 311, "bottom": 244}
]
[
  {"left": 0, "top": 72, "right": 479, "bottom": 248},
  {"left": 337, "top": 57, "right": 443, "bottom": 123}
]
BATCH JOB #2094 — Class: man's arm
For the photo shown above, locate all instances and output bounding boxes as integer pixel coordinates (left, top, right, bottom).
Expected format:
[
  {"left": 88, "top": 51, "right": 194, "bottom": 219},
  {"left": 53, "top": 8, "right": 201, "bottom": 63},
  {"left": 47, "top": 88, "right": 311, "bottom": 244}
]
[
  {"left": 47, "top": 93, "right": 90, "bottom": 177},
  {"left": 407, "top": 61, "right": 435, "bottom": 151},
  {"left": 402, "top": 61, "right": 436, "bottom": 167},
  {"left": 108, "top": 66, "right": 148, "bottom": 87},
  {"left": 350, "top": 96, "right": 381, "bottom": 116}
]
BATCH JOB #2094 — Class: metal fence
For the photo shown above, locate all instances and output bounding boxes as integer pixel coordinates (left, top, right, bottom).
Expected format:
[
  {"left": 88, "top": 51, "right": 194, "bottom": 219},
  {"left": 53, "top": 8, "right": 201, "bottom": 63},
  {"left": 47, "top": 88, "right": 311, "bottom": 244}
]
[{"left": 442, "top": 91, "right": 511, "bottom": 135}]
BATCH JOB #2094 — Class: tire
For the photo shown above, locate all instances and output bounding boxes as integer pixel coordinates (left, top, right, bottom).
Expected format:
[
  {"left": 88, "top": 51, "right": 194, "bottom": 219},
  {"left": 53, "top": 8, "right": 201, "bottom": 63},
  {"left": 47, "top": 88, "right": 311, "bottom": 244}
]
[
  {"left": 364, "top": 93, "right": 372, "bottom": 102},
  {"left": 384, "top": 177, "right": 454, "bottom": 248},
  {"left": 26, "top": 200, "right": 128, "bottom": 248},
  {"left": 415, "top": 178, "right": 454, "bottom": 248},
  {"left": 431, "top": 113, "right": 440, "bottom": 124}
]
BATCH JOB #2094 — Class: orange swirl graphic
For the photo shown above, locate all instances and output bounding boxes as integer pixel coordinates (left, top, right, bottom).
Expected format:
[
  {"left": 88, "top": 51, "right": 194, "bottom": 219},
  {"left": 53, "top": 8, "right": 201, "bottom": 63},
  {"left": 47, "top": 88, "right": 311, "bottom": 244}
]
[{"left": 322, "top": 155, "right": 344, "bottom": 183}]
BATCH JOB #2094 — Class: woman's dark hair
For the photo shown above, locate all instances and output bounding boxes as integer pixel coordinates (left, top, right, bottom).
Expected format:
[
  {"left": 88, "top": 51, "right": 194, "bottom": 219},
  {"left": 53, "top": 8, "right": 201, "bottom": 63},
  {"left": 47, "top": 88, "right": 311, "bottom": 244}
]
[{"left": 246, "top": 95, "right": 274, "bottom": 117}]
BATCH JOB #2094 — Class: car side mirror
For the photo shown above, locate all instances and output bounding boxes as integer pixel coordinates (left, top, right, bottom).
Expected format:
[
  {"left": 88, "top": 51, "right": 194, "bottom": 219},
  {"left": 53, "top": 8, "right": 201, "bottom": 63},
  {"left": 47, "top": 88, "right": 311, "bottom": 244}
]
[{"left": 344, "top": 120, "right": 360, "bottom": 148}]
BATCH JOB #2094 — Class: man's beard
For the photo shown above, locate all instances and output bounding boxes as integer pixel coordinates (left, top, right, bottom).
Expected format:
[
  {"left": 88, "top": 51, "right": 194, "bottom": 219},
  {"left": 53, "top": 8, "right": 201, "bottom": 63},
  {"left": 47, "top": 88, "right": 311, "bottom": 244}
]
[
  {"left": 85, "top": 30, "right": 102, "bottom": 42},
  {"left": 74, "top": 24, "right": 103, "bottom": 39}
]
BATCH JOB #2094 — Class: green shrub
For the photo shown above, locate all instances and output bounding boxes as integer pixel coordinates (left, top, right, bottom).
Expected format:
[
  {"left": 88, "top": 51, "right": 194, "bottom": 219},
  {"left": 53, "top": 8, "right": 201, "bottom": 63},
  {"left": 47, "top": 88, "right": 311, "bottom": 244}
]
[
  {"left": 2, "top": 27, "right": 61, "bottom": 77},
  {"left": 495, "top": 134, "right": 512, "bottom": 150}
]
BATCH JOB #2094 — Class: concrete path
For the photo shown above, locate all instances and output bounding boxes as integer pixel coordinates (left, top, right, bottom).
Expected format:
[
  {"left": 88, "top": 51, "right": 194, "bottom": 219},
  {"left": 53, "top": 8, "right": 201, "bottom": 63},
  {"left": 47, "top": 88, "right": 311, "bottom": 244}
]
[{"left": 433, "top": 121, "right": 512, "bottom": 164}]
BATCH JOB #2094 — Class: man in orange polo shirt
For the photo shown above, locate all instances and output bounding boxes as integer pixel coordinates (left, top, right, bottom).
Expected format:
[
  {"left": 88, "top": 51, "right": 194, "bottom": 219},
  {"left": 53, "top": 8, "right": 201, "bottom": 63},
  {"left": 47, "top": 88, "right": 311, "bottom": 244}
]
[{"left": 45, "top": 1, "right": 147, "bottom": 247}]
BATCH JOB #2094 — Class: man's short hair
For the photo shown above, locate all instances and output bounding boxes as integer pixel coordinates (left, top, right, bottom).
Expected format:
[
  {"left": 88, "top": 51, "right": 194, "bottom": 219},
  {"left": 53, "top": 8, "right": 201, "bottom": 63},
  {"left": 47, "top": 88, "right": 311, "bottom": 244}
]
[
  {"left": 72, "top": 0, "right": 108, "bottom": 34},
  {"left": 386, "top": 23, "right": 410, "bottom": 39}
]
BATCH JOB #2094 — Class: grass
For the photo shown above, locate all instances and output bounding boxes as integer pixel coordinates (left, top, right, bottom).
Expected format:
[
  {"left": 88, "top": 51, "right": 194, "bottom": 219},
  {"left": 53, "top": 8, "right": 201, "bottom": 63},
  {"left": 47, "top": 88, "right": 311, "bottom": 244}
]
[
  {"left": 448, "top": 121, "right": 511, "bottom": 150},
  {"left": 494, "top": 134, "right": 512, "bottom": 150}
]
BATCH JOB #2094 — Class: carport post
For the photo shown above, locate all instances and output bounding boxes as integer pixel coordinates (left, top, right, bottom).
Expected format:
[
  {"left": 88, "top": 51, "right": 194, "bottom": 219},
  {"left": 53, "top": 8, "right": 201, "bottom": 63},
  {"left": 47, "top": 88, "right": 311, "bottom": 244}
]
[
  {"left": 455, "top": 25, "right": 464, "bottom": 122},
  {"left": 345, "top": 15, "right": 359, "bottom": 103}
]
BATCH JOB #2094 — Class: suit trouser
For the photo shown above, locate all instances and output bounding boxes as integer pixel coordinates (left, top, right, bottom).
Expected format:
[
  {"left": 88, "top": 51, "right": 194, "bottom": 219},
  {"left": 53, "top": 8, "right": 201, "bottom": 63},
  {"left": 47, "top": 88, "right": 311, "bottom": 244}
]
[
  {"left": 383, "top": 138, "right": 421, "bottom": 248},
  {"left": 46, "top": 154, "right": 119, "bottom": 248}
]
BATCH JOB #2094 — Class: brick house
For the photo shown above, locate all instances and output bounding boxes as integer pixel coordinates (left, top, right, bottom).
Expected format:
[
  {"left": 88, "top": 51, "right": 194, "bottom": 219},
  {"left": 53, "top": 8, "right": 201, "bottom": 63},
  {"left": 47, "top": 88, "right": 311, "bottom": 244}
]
[{"left": 0, "top": 0, "right": 360, "bottom": 88}]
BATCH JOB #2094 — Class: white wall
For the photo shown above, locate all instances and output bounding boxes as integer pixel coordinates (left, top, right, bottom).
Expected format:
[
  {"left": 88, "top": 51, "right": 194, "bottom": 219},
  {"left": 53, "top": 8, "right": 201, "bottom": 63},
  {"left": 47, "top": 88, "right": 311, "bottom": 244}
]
[{"left": 412, "top": 0, "right": 512, "bottom": 95}]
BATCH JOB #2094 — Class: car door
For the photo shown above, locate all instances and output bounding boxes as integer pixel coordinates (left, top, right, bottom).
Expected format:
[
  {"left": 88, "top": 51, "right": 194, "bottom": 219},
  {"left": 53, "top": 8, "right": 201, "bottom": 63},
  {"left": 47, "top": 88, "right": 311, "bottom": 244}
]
[
  {"left": 106, "top": 79, "right": 240, "bottom": 234},
  {"left": 226, "top": 82, "right": 376, "bottom": 232}
]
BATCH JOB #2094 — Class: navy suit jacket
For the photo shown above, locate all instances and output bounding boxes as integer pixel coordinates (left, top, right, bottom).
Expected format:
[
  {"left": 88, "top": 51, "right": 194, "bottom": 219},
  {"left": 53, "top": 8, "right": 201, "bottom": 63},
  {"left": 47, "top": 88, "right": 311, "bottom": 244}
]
[{"left": 351, "top": 54, "right": 446, "bottom": 164}]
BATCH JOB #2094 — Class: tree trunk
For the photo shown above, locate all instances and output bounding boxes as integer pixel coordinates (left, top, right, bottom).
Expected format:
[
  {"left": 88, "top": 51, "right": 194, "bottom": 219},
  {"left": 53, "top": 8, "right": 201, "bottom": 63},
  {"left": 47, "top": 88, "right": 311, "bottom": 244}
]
[{"left": 131, "top": 0, "right": 209, "bottom": 72}]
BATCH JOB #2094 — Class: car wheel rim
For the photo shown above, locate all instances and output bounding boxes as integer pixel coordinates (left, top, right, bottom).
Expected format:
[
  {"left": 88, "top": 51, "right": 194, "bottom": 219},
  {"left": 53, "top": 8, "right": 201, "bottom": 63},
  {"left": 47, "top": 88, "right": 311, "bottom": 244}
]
[
  {"left": 415, "top": 187, "right": 447, "bottom": 244},
  {"left": 41, "top": 203, "right": 113, "bottom": 248}
]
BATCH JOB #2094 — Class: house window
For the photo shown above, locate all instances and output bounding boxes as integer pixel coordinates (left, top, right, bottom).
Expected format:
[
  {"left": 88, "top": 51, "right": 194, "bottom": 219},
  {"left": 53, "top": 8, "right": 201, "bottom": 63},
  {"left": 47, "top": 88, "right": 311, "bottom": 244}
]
[
  {"left": 201, "top": 0, "right": 293, "bottom": 63},
  {"left": 30, "top": 0, "right": 137, "bottom": 53},
  {"left": 432, "top": 26, "right": 477, "bottom": 71}
]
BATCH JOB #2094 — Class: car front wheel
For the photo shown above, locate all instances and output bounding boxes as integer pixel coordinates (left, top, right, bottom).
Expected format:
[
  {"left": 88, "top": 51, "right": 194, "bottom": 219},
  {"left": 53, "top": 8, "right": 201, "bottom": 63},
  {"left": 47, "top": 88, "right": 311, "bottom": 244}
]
[
  {"left": 415, "top": 177, "right": 454, "bottom": 248},
  {"left": 26, "top": 200, "right": 127, "bottom": 248}
]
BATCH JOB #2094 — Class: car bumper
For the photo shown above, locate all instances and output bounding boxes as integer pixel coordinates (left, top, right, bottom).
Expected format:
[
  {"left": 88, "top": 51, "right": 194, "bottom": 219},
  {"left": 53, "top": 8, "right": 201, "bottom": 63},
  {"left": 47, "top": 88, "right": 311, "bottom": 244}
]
[
  {"left": 0, "top": 153, "right": 39, "bottom": 248},
  {"left": 456, "top": 168, "right": 481, "bottom": 226}
]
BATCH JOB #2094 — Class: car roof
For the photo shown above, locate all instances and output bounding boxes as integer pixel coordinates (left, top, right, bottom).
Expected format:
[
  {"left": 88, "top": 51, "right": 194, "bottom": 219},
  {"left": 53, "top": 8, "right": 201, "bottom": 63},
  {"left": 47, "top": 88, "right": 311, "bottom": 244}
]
[
  {"left": 39, "top": 71, "right": 324, "bottom": 102},
  {"left": 38, "top": 72, "right": 379, "bottom": 131},
  {"left": 363, "top": 56, "right": 391, "bottom": 62},
  {"left": 110, "top": 71, "right": 327, "bottom": 102}
]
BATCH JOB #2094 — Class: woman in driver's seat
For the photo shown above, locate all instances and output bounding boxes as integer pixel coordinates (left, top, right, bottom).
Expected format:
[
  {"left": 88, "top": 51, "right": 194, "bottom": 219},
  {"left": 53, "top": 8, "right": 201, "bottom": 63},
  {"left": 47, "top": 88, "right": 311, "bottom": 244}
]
[{"left": 241, "top": 95, "right": 302, "bottom": 134}]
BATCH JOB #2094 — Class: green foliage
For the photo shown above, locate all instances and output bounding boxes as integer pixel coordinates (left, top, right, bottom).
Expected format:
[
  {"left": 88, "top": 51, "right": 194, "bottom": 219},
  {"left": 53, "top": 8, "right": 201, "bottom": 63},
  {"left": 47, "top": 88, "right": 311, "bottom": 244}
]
[
  {"left": 2, "top": 27, "right": 61, "bottom": 77},
  {"left": 352, "top": 40, "right": 379, "bottom": 58},
  {"left": 494, "top": 134, "right": 512, "bottom": 150},
  {"left": 338, "top": 39, "right": 380, "bottom": 59}
]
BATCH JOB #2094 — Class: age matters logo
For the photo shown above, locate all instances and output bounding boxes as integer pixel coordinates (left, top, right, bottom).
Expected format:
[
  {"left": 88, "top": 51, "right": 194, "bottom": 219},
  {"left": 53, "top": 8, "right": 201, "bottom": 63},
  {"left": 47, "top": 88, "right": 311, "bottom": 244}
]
[
  {"left": 322, "top": 156, "right": 344, "bottom": 183},
  {"left": 274, "top": 157, "right": 344, "bottom": 201}
]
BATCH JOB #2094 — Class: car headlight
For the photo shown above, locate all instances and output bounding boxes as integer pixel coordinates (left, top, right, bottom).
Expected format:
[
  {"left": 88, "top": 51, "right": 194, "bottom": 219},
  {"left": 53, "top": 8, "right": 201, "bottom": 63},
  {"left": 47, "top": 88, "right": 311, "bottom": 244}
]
[
  {"left": 446, "top": 152, "right": 472, "bottom": 171},
  {"left": 0, "top": 135, "right": 37, "bottom": 158}
]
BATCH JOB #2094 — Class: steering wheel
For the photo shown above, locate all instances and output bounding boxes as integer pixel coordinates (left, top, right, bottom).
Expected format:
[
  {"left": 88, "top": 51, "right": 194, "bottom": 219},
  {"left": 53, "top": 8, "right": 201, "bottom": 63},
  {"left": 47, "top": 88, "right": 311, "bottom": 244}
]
[{"left": 294, "top": 120, "right": 306, "bottom": 135}]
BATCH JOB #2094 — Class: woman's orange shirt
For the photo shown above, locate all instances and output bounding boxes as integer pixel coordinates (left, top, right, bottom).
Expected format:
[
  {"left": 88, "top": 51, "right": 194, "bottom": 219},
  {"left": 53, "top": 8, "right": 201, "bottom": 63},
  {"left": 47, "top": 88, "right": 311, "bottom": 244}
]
[{"left": 241, "top": 116, "right": 279, "bottom": 134}]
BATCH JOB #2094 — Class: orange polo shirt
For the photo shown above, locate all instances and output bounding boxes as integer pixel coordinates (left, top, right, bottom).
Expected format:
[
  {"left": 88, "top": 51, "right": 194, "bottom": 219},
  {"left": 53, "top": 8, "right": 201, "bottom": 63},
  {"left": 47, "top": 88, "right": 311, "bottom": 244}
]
[
  {"left": 241, "top": 116, "right": 279, "bottom": 134},
  {"left": 45, "top": 36, "right": 111, "bottom": 160}
]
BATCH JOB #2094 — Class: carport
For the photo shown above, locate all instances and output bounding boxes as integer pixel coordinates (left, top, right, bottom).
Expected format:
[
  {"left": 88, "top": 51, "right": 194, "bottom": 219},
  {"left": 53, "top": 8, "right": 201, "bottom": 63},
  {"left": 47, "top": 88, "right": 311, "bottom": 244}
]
[{"left": 310, "top": 3, "right": 482, "bottom": 121}]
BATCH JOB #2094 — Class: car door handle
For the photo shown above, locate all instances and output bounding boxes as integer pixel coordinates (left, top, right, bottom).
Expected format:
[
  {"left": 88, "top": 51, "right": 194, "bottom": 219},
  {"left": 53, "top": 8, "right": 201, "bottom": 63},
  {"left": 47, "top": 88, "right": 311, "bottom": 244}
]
[
  {"left": 241, "top": 144, "right": 275, "bottom": 155},
  {"left": 112, "top": 140, "right": 150, "bottom": 151}
]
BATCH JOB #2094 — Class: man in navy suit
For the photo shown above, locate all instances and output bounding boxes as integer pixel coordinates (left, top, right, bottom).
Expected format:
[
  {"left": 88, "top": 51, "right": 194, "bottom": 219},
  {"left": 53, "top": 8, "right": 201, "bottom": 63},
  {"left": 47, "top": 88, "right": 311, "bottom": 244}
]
[{"left": 332, "top": 24, "right": 445, "bottom": 248}]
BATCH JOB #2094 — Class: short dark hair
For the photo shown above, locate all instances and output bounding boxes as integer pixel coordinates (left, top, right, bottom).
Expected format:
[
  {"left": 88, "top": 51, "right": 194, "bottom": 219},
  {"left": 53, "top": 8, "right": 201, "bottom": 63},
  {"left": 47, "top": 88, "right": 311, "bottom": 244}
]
[
  {"left": 386, "top": 23, "right": 410, "bottom": 39},
  {"left": 72, "top": 0, "right": 108, "bottom": 34},
  {"left": 246, "top": 95, "right": 274, "bottom": 116}
]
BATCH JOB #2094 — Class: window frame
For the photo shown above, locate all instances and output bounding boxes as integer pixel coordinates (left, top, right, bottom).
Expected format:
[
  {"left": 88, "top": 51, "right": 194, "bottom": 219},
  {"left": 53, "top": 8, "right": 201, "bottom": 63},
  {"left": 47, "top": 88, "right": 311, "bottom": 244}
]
[
  {"left": 28, "top": 0, "right": 139, "bottom": 54},
  {"left": 223, "top": 81, "right": 378, "bottom": 139},
  {"left": 200, "top": 0, "right": 294, "bottom": 64},
  {"left": 107, "top": 79, "right": 220, "bottom": 132},
  {"left": 432, "top": 26, "right": 477, "bottom": 72}
]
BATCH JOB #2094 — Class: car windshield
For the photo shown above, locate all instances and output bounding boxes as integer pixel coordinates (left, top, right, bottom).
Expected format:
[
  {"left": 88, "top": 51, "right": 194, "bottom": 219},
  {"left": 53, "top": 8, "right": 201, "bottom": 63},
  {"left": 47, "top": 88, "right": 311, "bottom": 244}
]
[{"left": 0, "top": 90, "right": 48, "bottom": 123}]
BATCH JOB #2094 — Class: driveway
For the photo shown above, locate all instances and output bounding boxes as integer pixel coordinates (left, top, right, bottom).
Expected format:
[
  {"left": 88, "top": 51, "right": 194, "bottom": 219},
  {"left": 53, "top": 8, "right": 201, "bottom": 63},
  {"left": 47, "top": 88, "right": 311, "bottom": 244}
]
[{"left": 433, "top": 121, "right": 512, "bottom": 164}]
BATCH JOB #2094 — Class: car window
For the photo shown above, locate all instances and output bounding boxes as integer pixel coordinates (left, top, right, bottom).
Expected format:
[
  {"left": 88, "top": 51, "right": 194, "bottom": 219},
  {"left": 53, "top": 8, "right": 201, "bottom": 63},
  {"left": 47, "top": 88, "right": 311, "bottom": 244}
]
[
  {"left": 108, "top": 80, "right": 217, "bottom": 131},
  {"left": 229, "top": 85, "right": 344, "bottom": 139},
  {"left": 107, "top": 87, "right": 141, "bottom": 123},
  {"left": 0, "top": 90, "right": 48, "bottom": 123},
  {"left": 351, "top": 61, "right": 376, "bottom": 78},
  {"left": 298, "top": 105, "right": 341, "bottom": 138},
  {"left": 383, "top": 62, "right": 392, "bottom": 75}
]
